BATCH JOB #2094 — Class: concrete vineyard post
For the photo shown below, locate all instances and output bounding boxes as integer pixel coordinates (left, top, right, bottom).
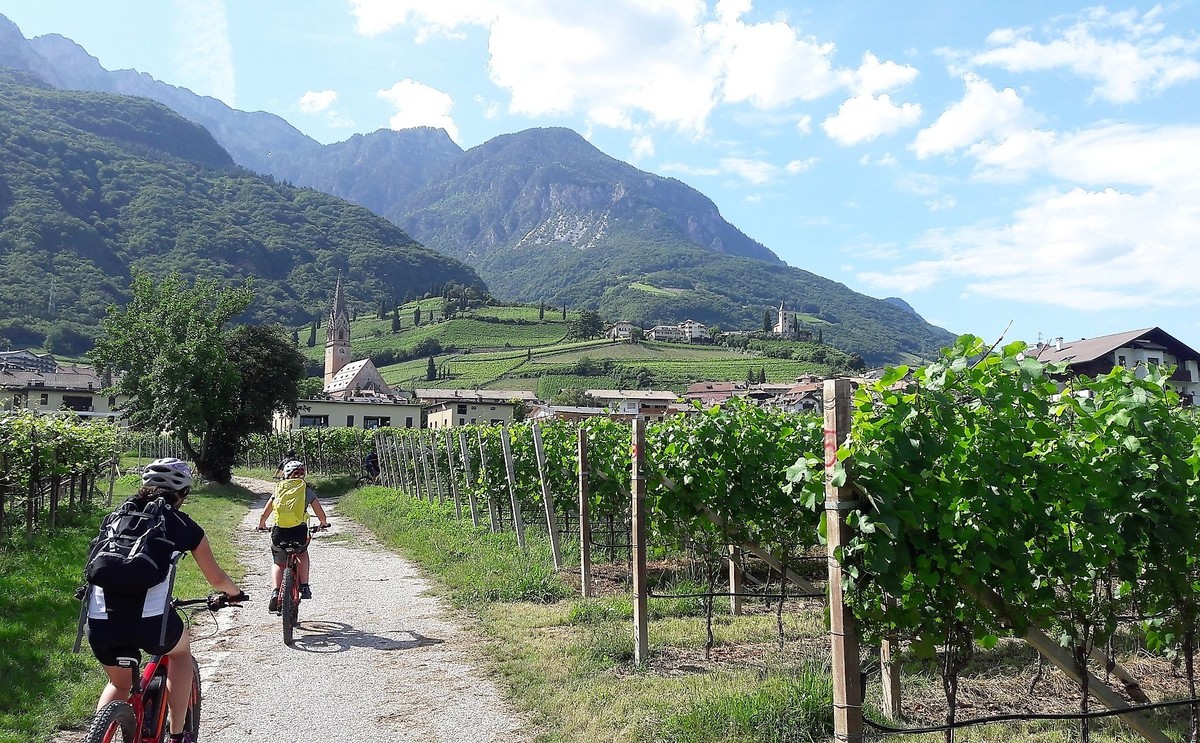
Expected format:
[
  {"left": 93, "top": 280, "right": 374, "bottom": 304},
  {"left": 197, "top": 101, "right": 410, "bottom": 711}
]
[
  {"left": 631, "top": 419, "right": 649, "bottom": 666},
  {"left": 444, "top": 432, "right": 463, "bottom": 518},
  {"left": 477, "top": 430, "right": 500, "bottom": 533},
  {"left": 578, "top": 428, "right": 592, "bottom": 598}
]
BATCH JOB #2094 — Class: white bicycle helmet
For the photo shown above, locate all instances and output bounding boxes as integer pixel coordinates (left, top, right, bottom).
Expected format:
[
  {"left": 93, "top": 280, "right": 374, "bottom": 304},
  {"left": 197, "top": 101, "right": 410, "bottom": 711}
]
[
  {"left": 282, "top": 460, "right": 306, "bottom": 478},
  {"left": 142, "top": 457, "right": 194, "bottom": 490}
]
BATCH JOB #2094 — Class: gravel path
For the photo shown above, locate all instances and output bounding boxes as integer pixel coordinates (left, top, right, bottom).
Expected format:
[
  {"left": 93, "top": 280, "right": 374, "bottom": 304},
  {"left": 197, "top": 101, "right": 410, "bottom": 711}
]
[{"left": 59, "top": 477, "right": 531, "bottom": 742}]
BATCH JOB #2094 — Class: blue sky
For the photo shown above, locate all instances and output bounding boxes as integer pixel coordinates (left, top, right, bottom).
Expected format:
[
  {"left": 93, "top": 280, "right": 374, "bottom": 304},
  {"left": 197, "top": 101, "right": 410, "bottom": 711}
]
[{"left": 4, "top": 1, "right": 1200, "bottom": 350}]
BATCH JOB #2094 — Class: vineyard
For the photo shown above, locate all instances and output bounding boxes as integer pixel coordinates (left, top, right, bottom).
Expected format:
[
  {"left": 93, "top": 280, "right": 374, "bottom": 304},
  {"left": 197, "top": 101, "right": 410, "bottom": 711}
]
[
  {"left": 342, "top": 336, "right": 1200, "bottom": 743},
  {"left": 38, "top": 329, "right": 1198, "bottom": 740},
  {"left": 0, "top": 412, "right": 120, "bottom": 538}
]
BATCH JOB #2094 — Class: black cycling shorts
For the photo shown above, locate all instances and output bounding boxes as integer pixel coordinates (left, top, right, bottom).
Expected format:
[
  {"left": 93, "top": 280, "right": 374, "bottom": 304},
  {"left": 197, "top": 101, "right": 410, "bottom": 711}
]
[
  {"left": 270, "top": 524, "right": 309, "bottom": 565},
  {"left": 88, "top": 611, "right": 185, "bottom": 667}
]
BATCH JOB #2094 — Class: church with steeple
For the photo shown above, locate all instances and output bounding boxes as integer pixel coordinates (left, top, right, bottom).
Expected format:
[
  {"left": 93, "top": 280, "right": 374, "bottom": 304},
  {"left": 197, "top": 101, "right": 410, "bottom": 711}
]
[{"left": 321, "top": 275, "right": 392, "bottom": 399}]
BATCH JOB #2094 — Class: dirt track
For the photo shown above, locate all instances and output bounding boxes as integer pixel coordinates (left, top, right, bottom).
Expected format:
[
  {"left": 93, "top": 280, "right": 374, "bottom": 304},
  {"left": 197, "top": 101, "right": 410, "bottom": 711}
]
[{"left": 60, "top": 477, "right": 530, "bottom": 742}]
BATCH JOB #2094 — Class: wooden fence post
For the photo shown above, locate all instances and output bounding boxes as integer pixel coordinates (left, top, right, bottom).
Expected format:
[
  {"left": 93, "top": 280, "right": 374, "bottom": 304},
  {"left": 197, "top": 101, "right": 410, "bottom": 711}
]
[
  {"left": 500, "top": 427, "right": 526, "bottom": 547},
  {"left": 631, "top": 419, "right": 649, "bottom": 666},
  {"left": 458, "top": 432, "right": 481, "bottom": 528},
  {"left": 728, "top": 546, "right": 743, "bottom": 616},
  {"left": 578, "top": 428, "right": 592, "bottom": 599},
  {"left": 428, "top": 432, "right": 446, "bottom": 504},
  {"left": 824, "top": 379, "right": 863, "bottom": 742},
  {"left": 444, "top": 432, "right": 463, "bottom": 518},
  {"left": 477, "top": 430, "right": 500, "bottom": 532},
  {"left": 531, "top": 424, "right": 562, "bottom": 569}
]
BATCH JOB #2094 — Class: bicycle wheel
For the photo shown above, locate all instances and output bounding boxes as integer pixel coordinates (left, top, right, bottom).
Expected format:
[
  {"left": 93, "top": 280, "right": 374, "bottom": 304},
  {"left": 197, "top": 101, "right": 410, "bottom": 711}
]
[
  {"left": 184, "top": 657, "right": 202, "bottom": 735},
  {"left": 84, "top": 701, "right": 137, "bottom": 743},
  {"left": 281, "top": 563, "right": 298, "bottom": 645}
]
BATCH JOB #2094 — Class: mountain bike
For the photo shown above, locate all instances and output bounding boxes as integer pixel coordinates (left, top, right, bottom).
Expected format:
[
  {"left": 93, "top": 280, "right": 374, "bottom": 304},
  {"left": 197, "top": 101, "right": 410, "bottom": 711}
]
[
  {"left": 261, "top": 522, "right": 328, "bottom": 645},
  {"left": 81, "top": 594, "right": 243, "bottom": 743}
]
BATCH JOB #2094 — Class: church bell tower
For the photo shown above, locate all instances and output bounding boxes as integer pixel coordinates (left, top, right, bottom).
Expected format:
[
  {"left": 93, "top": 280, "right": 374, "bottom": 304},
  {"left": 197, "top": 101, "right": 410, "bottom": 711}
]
[{"left": 324, "top": 275, "right": 352, "bottom": 388}]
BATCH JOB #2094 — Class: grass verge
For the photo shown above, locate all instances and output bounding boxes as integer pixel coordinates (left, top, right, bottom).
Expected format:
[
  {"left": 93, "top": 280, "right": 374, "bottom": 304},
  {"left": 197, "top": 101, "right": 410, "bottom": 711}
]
[
  {"left": 0, "top": 477, "right": 255, "bottom": 743},
  {"left": 339, "top": 485, "right": 836, "bottom": 742}
]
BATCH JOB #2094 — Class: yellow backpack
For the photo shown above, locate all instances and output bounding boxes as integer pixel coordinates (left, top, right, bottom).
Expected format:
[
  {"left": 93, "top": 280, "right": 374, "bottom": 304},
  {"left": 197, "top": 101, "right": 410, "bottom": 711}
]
[{"left": 273, "top": 479, "right": 308, "bottom": 528}]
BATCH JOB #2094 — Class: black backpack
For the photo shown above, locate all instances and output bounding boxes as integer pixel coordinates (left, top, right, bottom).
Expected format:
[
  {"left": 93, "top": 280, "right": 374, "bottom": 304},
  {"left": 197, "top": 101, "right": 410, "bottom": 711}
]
[{"left": 84, "top": 497, "right": 176, "bottom": 593}]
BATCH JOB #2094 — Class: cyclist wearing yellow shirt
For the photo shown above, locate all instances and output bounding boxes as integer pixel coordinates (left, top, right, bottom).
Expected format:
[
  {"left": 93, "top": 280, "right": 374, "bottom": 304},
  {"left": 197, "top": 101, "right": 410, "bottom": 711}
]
[{"left": 257, "top": 461, "right": 329, "bottom": 612}]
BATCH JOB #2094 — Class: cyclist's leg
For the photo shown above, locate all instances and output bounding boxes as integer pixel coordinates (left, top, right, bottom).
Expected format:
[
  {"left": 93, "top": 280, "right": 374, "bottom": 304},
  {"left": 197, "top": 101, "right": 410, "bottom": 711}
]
[
  {"left": 87, "top": 618, "right": 135, "bottom": 707},
  {"left": 161, "top": 616, "right": 192, "bottom": 735},
  {"left": 97, "top": 664, "right": 133, "bottom": 708},
  {"left": 297, "top": 551, "right": 311, "bottom": 585}
]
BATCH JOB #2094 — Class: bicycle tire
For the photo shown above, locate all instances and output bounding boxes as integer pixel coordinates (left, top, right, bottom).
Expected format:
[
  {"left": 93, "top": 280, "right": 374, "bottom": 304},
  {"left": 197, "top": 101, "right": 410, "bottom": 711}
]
[
  {"left": 281, "top": 564, "right": 298, "bottom": 645},
  {"left": 84, "top": 701, "right": 137, "bottom": 743},
  {"left": 184, "top": 657, "right": 202, "bottom": 735}
]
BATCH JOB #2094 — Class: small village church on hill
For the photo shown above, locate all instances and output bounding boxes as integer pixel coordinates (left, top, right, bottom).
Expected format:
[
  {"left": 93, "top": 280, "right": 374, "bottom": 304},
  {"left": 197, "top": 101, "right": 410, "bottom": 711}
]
[{"left": 322, "top": 276, "right": 392, "bottom": 398}]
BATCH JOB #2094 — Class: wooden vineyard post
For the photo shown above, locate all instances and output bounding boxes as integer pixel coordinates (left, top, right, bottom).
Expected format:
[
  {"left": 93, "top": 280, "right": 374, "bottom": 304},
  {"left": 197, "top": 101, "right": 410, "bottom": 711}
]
[
  {"left": 500, "top": 427, "right": 526, "bottom": 548},
  {"left": 386, "top": 433, "right": 401, "bottom": 490},
  {"left": 458, "top": 432, "right": 481, "bottom": 527},
  {"left": 531, "top": 424, "right": 562, "bottom": 569},
  {"left": 477, "top": 430, "right": 500, "bottom": 533},
  {"left": 578, "top": 428, "right": 592, "bottom": 598},
  {"left": 443, "top": 432, "right": 463, "bottom": 518},
  {"left": 106, "top": 452, "right": 117, "bottom": 507},
  {"left": 428, "top": 432, "right": 446, "bottom": 504},
  {"left": 881, "top": 597, "right": 901, "bottom": 720},
  {"left": 824, "top": 379, "right": 863, "bottom": 742},
  {"left": 418, "top": 437, "right": 435, "bottom": 502},
  {"left": 631, "top": 419, "right": 649, "bottom": 666},
  {"left": 728, "top": 546, "right": 743, "bottom": 616},
  {"left": 404, "top": 436, "right": 419, "bottom": 494}
]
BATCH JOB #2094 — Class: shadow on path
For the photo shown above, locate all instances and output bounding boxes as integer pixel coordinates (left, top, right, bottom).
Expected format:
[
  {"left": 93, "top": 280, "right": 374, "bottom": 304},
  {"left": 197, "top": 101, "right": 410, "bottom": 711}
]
[{"left": 289, "top": 620, "right": 445, "bottom": 654}]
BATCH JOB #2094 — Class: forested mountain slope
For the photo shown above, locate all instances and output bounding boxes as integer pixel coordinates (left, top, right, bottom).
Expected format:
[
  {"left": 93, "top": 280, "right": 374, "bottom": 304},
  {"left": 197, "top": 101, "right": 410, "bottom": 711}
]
[{"left": 0, "top": 71, "right": 483, "bottom": 353}]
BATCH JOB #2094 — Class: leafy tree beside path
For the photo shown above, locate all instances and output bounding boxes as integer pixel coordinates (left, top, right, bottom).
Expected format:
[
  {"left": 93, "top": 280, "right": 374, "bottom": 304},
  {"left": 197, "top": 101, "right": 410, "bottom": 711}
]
[{"left": 91, "top": 273, "right": 305, "bottom": 483}]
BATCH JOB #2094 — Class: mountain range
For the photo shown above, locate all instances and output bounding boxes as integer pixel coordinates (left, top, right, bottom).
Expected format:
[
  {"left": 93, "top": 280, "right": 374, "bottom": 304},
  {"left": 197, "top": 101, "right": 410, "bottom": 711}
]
[{"left": 0, "top": 13, "right": 956, "bottom": 364}]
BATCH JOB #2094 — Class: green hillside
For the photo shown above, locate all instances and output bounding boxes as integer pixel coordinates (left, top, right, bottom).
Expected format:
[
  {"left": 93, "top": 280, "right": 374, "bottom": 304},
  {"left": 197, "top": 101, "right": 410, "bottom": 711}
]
[
  {"left": 303, "top": 301, "right": 868, "bottom": 396},
  {"left": 0, "top": 70, "right": 484, "bottom": 352}
]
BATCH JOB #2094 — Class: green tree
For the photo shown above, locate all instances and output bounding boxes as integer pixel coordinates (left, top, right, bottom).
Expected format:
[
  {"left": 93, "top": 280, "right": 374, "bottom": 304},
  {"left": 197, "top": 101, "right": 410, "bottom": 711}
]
[
  {"left": 90, "top": 273, "right": 304, "bottom": 483},
  {"left": 391, "top": 312, "right": 400, "bottom": 333},
  {"left": 550, "top": 387, "right": 600, "bottom": 407},
  {"left": 414, "top": 306, "right": 422, "bottom": 326},
  {"left": 562, "top": 304, "right": 567, "bottom": 320},
  {"left": 539, "top": 302, "right": 545, "bottom": 321},
  {"left": 307, "top": 321, "right": 317, "bottom": 347},
  {"left": 297, "top": 376, "right": 325, "bottom": 398},
  {"left": 568, "top": 310, "right": 604, "bottom": 340},
  {"left": 763, "top": 310, "right": 773, "bottom": 333},
  {"left": 426, "top": 355, "right": 436, "bottom": 381},
  {"left": 291, "top": 329, "right": 300, "bottom": 346}
]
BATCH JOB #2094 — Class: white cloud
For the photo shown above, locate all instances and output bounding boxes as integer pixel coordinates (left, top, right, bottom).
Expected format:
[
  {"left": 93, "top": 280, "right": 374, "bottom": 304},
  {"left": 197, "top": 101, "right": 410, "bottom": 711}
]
[
  {"left": 631, "top": 134, "right": 655, "bottom": 161},
  {"left": 172, "top": 0, "right": 235, "bottom": 106},
  {"left": 970, "top": 6, "right": 1200, "bottom": 103},
  {"left": 299, "top": 90, "right": 338, "bottom": 114},
  {"left": 823, "top": 93, "right": 921, "bottom": 145},
  {"left": 862, "top": 123, "right": 1200, "bottom": 312},
  {"left": 850, "top": 52, "right": 918, "bottom": 96},
  {"left": 376, "top": 79, "right": 460, "bottom": 141},
  {"left": 720, "top": 157, "right": 778, "bottom": 184},
  {"left": 349, "top": 0, "right": 913, "bottom": 138},
  {"left": 796, "top": 114, "right": 812, "bottom": 135},
  {"left": 911, "top": 73, "right": 1040, "bottom": 160},
  {"left": 786, "top": 157, "right": 818, "bottom": 174}
]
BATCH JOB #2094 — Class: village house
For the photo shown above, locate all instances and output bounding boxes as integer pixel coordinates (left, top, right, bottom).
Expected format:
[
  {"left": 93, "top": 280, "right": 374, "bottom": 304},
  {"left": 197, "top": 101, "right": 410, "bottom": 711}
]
[
  {"left": 0, "top": 362, "right": 129, "bottom": 424},
  {"left": 417, "top": 389, "right": 539, "bottom": 428},
  {"left": 527, "top": 404, "right": 634, "bottom": 424},
  {"left": 647, "top": 324, "right": 686, "bottom": 342},
  {"left": 679, "top": 319, "right": 710, "bottom": 342},
  {"left": 1032, "top": 327, "right": 1200, "bottom": 405},
  {"left": 605, "top": 321, "right": 637, "bottom": 341},
  {"left": 0, "top": 349, "right": 57, "bottom": 373},
  {"left": 585, "top": 389, "right": 680, "bottom": 422},
  {"left": 682, "top": 381, "right": 745, "bottom": 406}
]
